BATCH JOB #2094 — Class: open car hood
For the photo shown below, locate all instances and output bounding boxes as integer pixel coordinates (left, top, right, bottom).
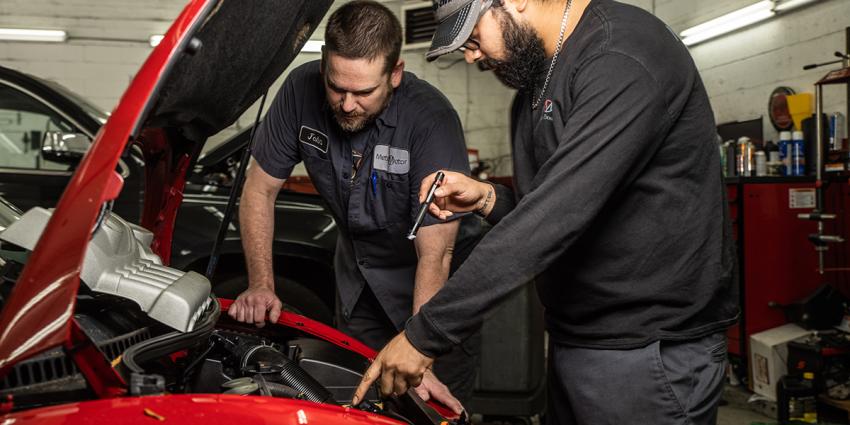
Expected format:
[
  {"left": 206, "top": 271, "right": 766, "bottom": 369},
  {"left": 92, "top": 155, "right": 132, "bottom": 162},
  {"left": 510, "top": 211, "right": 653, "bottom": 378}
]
[{"left": 0, "top": 0, "right": 332, "bottom": 374}]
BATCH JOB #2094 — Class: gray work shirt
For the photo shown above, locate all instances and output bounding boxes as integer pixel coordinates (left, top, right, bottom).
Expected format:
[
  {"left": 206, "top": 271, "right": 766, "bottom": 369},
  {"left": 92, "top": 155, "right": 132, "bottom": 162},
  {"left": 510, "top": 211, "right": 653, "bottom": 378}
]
[{"left": 252, "top": 61, "right": 469, "bottom": 329}]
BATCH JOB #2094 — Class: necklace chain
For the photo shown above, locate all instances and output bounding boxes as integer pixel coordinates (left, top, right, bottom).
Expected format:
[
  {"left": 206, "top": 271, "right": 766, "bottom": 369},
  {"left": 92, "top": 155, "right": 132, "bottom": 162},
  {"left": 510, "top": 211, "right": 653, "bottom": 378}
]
[{"left": 532, "top": 0, "right": 573, "bottom": 110}]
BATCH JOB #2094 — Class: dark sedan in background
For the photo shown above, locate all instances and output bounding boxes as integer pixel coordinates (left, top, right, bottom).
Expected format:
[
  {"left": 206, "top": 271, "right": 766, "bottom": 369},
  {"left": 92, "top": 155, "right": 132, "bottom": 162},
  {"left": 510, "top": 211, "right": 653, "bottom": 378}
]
[{"left": 0, "top": 64, "right": 336, "bottom": 324}]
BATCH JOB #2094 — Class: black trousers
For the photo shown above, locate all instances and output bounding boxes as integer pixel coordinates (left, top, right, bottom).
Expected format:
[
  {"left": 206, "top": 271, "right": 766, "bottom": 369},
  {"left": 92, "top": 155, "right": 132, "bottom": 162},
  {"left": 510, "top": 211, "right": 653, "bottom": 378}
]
[
  {"left": 336, "top": 284, "right": 480, "bottom": 405},
  {"left": 547, "top": 332, "right": 727, "bottom": 425}
]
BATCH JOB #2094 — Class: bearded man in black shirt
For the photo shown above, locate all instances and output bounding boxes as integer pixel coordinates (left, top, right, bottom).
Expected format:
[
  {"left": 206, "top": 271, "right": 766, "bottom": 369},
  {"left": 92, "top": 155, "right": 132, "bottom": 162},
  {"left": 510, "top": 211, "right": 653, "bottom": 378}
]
[{"left": 354, "top": 0, "right": 739, "bottom": 423}]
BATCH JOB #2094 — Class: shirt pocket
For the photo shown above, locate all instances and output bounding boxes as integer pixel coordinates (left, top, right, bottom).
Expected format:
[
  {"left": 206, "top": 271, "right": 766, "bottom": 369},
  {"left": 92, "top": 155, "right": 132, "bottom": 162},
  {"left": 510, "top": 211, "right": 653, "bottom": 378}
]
[
  {"left": 372, "top": 170, "right": 410, "bottom": 228},
  {"left": 301, "top": 150, "right": 335, "bottom": 201}
]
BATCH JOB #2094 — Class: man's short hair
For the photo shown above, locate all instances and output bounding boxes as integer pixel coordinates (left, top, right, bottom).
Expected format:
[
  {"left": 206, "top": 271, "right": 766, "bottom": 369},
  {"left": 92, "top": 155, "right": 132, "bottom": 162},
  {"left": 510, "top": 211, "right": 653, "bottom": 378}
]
[{"left": 324, "top": 1, "right": 402, "bottom": 75}]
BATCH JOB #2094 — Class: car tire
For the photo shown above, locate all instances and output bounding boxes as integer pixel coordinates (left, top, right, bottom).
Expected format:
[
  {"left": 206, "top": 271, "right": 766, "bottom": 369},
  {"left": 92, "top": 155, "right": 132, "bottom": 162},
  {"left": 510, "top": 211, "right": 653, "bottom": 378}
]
[{"left": 213, "top": 275, "right": 334, "bottom": 325}]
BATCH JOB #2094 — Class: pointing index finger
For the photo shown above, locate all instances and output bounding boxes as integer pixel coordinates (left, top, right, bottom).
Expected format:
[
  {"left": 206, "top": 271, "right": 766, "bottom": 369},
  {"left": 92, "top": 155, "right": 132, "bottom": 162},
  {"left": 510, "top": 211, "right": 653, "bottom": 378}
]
[{"left": 352, "top": 359, "right": 381, "bottom": 405}]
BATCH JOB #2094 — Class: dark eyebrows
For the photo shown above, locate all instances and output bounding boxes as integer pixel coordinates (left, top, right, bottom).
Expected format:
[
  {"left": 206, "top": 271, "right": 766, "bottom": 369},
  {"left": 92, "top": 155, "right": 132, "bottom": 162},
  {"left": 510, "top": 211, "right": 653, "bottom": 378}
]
[{"left": 326, "top": 76, "right": 380, "bottom": 96}]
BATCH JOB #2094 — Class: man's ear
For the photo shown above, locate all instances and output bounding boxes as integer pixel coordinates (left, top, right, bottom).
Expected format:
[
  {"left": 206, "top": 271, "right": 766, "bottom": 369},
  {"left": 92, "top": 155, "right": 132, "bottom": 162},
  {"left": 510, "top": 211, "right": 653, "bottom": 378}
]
[
  {"left": 506, "top": 0, "right": 529, "bottom": 13},
  {"left": 320, "top": 46, "right": 326, "bottom": 74},
  {"left": 390, "top": 59, "right": 405, "bottom": 89}
]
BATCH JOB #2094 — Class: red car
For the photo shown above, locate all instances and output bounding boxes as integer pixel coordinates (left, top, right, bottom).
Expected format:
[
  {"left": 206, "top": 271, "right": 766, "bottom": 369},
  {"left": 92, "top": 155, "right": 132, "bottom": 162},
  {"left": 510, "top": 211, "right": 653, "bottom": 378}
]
[{"left": 0, "top": 1, "right": 463, "bottom": 423}]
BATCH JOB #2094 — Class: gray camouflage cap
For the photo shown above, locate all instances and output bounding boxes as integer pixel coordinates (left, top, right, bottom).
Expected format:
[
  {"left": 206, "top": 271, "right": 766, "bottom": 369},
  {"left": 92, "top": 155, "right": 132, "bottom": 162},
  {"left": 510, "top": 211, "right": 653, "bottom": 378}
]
[{"left": 426, "top": 0, "right": 492, "bottom": 61}]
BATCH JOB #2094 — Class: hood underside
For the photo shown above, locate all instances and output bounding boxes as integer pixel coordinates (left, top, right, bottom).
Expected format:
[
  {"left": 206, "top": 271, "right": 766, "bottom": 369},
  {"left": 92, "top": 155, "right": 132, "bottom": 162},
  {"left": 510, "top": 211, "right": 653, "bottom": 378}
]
[{"left": 148, "top": 0, "right": 332, "bottom": 139}]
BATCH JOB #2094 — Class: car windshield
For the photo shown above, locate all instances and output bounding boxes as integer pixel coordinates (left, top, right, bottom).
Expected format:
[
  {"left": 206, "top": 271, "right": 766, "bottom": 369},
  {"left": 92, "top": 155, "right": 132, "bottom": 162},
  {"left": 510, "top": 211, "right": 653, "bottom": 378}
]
[{"left": 39, "top": 78, "right": 110, "bottom": 125}]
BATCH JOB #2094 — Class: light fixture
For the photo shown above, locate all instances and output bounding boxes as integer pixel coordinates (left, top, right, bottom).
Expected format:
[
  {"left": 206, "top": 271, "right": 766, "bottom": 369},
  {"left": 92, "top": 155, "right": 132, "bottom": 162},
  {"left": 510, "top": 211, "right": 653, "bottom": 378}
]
[
  {"left": 0, "top": 28, "right": 67, "bottom": 43},
  {"left": 149, "top": 35, "right": 164, "bottom": 47},
  {"left": 680, "top": 0, "right": 775, "bottom": 46},
  {"left": 774, "top": 0, "right": 819, "bottom": 12},
  {"left": 301, "top": 40, "right": 324, "bottom": 53}
]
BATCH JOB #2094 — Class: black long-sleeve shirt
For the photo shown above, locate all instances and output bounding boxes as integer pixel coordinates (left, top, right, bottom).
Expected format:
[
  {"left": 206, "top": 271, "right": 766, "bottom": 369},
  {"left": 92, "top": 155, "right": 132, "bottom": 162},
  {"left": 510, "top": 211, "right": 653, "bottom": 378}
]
[{"left": 405, "top": 0, "right": 739, "bottom": 355}]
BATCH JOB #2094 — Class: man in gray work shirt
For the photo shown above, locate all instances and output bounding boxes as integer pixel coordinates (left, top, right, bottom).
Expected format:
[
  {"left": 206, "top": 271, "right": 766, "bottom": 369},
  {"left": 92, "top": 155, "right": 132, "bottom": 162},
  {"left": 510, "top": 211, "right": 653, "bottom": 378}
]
[
  {"left": 355, "top": 0, "right": 739, "bottom": 423},
  {"left": 228, "top": 1, "right": 472, "bottom": 411}
]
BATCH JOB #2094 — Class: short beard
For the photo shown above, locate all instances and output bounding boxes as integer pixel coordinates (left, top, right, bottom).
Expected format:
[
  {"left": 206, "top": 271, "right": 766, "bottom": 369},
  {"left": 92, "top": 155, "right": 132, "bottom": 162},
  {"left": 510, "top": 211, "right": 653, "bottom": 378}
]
[
  {"left": 477, "top": 8, "right": 547, "bottom": 91},
  {"left": 332, "top": 82, "right": 393, "bottom": 133}
]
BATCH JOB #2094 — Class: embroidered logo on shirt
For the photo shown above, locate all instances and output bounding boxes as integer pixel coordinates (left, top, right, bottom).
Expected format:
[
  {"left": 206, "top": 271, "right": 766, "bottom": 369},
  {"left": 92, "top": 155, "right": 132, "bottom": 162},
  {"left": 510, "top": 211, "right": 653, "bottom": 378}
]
[
  {"left": 373, "top": 145, "right": 410, "bottom": 174},
  {"left": 542, "top": 99, "right": 554, "bottom": 121},
  {"left": 299, "top": 125, "right": 328, "bottom": 153}
]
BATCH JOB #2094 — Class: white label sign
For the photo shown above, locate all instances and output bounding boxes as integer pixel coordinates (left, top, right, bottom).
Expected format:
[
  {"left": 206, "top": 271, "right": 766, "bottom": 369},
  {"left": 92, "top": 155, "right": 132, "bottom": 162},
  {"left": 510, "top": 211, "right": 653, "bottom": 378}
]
[{"left": 789, "top": 188, "right": 816, "bottom": 209}]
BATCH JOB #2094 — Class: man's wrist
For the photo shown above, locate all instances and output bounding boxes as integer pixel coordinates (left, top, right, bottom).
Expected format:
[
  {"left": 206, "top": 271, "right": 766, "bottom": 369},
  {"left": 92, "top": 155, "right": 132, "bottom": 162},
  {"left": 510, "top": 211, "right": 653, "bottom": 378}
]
[
  {"left": 248, "top": 278, "right": 275, "bottom": 291},
  {"left": 475, "top": 183, "right": 495, "bottom": 217}
]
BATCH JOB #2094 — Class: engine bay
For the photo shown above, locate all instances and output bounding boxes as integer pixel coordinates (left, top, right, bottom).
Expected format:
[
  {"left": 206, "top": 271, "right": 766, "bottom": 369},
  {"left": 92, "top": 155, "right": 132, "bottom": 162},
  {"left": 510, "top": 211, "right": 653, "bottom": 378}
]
[{"left": 0, "top": 208, "right": 465, "bottom": 425}]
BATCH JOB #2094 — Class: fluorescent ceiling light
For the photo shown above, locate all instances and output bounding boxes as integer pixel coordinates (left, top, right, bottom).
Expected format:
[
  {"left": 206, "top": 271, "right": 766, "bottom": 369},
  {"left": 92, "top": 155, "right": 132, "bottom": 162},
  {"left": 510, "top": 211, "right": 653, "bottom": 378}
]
[
  {"left": 774, "top": 0, "right": 818, "bottom": 11},
  {"left": 301, "top": 40, "right": 324, "bottom": 53},
  {"left": 681, "top": 0, "right": 775, "bottom": 46},
  {"left": 0, "top": 28, "right": 67, "bottom": 43},
  {"left": 149, "top": 35, "right": 164, "bottom": 47}
]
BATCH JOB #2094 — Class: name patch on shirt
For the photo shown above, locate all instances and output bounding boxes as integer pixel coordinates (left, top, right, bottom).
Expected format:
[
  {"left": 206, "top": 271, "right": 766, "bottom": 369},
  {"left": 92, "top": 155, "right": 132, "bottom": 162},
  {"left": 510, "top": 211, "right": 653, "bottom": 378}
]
[
  {"left": 299, "top": 125, "right": 328, "bottom": 153},
  {"left": 373, "top": 145, "right": 410, "bottom": 174}
]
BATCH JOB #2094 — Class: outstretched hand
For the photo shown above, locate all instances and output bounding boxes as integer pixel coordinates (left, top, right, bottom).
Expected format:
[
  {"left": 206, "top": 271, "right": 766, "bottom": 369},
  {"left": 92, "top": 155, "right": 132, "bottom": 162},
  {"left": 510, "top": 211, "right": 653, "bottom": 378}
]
[
  {"left": 352, "top": 331, "right": 434, "bottom": 405},
  {"left": 418, "top": 170, "right": 493, "bottom": 220}
]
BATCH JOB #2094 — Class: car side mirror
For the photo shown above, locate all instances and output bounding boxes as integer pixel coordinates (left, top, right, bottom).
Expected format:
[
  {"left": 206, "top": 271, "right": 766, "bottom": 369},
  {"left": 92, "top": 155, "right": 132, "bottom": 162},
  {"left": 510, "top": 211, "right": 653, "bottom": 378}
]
[{"left": 41, "top": 131, "right": 91, "bottom": 164}]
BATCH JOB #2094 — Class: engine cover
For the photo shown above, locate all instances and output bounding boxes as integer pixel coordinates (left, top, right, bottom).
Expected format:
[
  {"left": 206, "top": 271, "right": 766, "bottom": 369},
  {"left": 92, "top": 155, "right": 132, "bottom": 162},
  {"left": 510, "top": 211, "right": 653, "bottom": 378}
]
[{"left": 0, "top": 207, "right": 211, "bottom": 332}]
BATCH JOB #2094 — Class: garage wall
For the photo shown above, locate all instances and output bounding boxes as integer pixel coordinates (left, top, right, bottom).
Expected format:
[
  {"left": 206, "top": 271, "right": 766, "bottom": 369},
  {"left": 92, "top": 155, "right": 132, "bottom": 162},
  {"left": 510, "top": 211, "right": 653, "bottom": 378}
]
[
  {"left": 1, "top": 0, "right": 847, "bottom": 175},
  {"left": 658, "top": 0, "right": 850, "bottom": 142},
  {"left": 0, "top": 0, "right": 183, "bottom": 110}
]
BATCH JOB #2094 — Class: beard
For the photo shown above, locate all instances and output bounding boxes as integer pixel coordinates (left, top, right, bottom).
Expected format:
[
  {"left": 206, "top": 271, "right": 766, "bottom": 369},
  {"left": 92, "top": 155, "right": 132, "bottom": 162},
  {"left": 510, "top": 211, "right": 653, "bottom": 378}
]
[
  {"left": 331, "top": 83, "right": 393, "bottom": 133},
  {"left": 477, "top": 8, "right": 547, "bottom": 91}
]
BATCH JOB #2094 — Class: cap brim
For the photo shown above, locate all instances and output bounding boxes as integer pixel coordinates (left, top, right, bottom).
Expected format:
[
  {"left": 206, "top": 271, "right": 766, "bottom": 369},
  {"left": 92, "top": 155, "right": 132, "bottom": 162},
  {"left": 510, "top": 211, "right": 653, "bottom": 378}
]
[{"left": 426, "top": 1, "right": 482, "bottom": 62}]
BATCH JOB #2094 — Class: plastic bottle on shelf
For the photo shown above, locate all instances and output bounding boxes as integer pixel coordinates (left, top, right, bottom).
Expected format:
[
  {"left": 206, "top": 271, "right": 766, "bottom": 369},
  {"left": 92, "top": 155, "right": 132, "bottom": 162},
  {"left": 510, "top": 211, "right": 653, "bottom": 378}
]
[
  {"left": 791, "top": 131, "right": 806, "bottom": 176},
  {"left": 755, "top": 150, "right": 767, "bottom": 176},
  {"left": 779, "top": 131, "right": 792, "bottom": 176},
  {"left": 765, "top": 140, "right": 779, "bottom": 163}
]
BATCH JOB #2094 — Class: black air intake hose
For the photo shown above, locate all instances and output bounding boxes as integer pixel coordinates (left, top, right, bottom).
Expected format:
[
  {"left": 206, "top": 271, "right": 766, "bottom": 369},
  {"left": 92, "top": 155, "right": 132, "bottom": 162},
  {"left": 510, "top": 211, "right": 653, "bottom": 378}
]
[
  {"left": 277, "top": 355, "right": 334, "bottom": 403},
  {"left": 241, "top": 345, "right": 333, "bottom": 404}
]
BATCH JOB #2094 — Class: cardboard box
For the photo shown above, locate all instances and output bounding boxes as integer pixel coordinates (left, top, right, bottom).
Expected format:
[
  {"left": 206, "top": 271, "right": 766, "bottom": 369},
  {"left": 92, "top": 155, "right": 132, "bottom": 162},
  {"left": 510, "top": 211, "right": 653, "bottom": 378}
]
[{"left": 750, "top": 324, "right": 813, "bottom": 401}]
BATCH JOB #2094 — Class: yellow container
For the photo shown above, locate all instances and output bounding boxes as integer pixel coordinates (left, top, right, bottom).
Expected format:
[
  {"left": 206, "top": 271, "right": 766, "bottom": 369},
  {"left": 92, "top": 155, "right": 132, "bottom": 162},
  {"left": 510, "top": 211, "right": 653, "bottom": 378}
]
[{"left": 786, "top": 93, "right": 813, "bottom": 131}]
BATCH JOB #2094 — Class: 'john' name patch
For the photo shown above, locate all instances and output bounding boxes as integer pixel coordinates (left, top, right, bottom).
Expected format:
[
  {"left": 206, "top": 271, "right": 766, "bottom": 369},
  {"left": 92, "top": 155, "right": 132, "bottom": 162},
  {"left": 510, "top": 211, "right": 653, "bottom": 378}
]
[
  {"left": 299, "top": 125, "right": 328, "bottom": 153},
  {"left": 373, "top": 145, "right": 410, "bottom": 174}
]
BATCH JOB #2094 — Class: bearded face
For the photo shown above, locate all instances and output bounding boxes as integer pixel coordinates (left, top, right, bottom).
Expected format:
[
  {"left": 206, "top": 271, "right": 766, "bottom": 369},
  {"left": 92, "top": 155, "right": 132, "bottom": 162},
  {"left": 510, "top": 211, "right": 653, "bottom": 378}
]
[
  {"left": 329, "top": 80, "right": 393, "bottom": 132},
  {"left": 477, "top": 7, "right": 547, "bottom": 92},
  {"left": 323, "top": 52, "right": 396, "bottom": 133}
]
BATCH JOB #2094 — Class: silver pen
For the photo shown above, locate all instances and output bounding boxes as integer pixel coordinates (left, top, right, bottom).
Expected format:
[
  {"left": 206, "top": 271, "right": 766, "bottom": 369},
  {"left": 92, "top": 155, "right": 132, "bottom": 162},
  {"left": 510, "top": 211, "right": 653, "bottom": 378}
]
[{"left": 407, "top": 171, "right": 445, "bottom": 240}]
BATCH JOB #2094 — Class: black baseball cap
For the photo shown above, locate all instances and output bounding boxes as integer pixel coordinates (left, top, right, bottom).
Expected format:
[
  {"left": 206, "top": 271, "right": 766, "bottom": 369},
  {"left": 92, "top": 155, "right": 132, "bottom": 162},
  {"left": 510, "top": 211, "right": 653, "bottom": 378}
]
[{"left": 426, "top": 0, "right": 492, "bottom": 62}]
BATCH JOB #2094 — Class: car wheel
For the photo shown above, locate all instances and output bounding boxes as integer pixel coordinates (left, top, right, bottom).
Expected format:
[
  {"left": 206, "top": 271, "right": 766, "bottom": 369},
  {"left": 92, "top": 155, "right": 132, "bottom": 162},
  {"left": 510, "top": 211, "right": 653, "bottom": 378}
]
[{"left": 213, "top": 275, "right": 334, "bottom": 325}]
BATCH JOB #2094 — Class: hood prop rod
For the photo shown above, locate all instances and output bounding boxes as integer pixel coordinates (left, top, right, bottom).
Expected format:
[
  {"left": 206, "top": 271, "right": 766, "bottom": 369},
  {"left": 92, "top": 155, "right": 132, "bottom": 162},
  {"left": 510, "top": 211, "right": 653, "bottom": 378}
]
[{"left": 205, "top": 91, "right": 269, "bottom": 281}]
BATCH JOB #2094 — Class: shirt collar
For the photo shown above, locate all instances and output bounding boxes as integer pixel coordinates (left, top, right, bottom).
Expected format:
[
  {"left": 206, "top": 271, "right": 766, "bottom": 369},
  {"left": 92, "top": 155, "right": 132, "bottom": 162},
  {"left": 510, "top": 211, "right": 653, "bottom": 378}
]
[{"left": 376, "top": 76, "right": 403, "bottom": 128}]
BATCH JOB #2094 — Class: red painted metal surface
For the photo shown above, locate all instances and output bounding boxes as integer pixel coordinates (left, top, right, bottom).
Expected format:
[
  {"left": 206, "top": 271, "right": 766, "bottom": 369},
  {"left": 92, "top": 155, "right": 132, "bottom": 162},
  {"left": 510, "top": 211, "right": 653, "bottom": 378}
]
[
  {"left": 218, "top": 299, "right": 460, "bottom": 420},
  {"left": 219, "top": 298, "right": 377, "bottom": 360},
  {"left": 0, "top": 394, "right": 405, "bottom": 425},
  {"left": 0, "top": 0, "right": 210, "bottom": 377},
  {"left": 726, "top": 181, "right": 826, "bottom": 357},
  {"left": 66, "top": 320, "right": 127, "bottom": 398}
]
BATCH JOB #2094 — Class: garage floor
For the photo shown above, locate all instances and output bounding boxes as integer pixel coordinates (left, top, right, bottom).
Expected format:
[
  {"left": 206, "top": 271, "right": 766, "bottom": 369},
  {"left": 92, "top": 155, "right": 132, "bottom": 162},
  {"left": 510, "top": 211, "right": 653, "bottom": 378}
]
[{"left": 718, "top": 403, "right": 774, "bottom": 424}]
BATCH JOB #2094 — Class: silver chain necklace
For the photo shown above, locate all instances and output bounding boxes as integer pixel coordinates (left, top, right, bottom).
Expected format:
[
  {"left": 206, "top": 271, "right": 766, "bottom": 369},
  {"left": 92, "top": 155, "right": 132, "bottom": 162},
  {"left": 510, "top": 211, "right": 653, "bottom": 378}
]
[{"left": 532, "top": 0, "right": 573, "bottom": 110}]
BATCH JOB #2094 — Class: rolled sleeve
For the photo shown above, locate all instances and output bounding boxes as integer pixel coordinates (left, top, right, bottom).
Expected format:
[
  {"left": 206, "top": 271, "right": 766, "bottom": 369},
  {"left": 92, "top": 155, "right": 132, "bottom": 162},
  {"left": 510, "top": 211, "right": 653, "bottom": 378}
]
[
  {"left": 408, "top": 109, "right": 470, "bottom": 227},
  {"left": 251, "top": 76, "right": 301, "bottom": 179}
]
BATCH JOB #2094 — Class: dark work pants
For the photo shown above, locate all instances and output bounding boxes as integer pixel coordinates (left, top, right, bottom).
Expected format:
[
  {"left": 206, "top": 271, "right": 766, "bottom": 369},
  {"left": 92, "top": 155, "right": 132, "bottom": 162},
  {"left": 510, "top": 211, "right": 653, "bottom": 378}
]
[
  {"left": 547, "top": 332, "right": 727, "bottom": 425},
  {"left": 336, "top": 284, "right": 479, "bottom": 405}
]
